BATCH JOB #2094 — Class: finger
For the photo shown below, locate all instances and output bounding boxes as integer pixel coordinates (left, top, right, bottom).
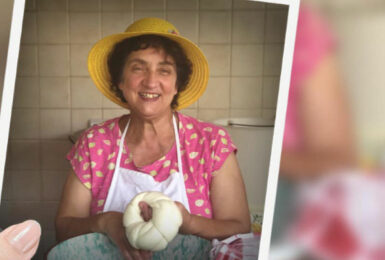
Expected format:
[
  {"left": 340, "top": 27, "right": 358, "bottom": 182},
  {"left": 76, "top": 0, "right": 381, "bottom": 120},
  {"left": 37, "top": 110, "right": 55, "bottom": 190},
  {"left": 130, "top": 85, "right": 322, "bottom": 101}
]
[
  {"left": 114, "top": 235, "right": 134, "bottom": 260},
  {"left": 0, "top": 220, "right": 41, "bottom": 260},
  {"left": 174, "top": 201, "right": 185, "bottom": 211},
  {"left": 130, "top": 249, "right": 144, "bottom": 260},
  {"left": 124, "top": 236, "right": 145, "bottom": 260},
  {"left": 117, "top": 244, "right": 132, "bottom": 260},
  {"left": 139, "top": 201, "right": 152, "bottom": 222},
  {"left": 122, "top": 250, "right": 133, "bottom": 260},
  {"left": 140, "top": 250, "right": 153, "bottom": 259}
]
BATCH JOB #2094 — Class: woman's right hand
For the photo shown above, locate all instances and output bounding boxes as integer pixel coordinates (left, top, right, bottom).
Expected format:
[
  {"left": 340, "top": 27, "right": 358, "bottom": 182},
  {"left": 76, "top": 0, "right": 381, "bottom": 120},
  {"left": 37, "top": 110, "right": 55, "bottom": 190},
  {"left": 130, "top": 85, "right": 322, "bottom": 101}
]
[{"left": 100, "top": 211, "right": 152, "bottom": 260}]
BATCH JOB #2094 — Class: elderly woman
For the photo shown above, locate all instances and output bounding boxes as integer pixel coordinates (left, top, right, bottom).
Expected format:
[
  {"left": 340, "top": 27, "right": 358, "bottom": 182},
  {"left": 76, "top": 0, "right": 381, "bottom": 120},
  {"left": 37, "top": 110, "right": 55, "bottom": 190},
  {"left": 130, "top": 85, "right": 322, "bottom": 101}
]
[{"left": 55, "top": 18, "right": 251, "bottom": 259}]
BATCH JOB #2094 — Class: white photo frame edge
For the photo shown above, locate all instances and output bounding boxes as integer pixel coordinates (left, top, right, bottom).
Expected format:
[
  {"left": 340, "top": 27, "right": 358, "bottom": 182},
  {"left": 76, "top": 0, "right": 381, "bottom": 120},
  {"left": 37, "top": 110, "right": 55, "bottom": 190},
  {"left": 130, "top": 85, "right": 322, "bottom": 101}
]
[
  {"left": 253, "top": 0, "right": 300, "bottom": 259},
  {"left": 0, "top": 0, "right": 299, "bottom": 257},
  {"left": 0, "top": 0, "right": 26, "bottom": 203}
]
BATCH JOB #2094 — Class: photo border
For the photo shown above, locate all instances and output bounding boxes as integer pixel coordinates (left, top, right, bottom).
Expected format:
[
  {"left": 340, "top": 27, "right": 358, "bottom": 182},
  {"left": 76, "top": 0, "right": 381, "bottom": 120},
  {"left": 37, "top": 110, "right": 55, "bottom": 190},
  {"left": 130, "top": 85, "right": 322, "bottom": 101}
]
[
  {"left": 0, "top": 0, "right": 26, "bottom": 203},
  {"left": 253, "top": 0, "right": 300, "bottom": 259},
  {"left": 0, "top": 0, "right": 299, "bottom": 258}
]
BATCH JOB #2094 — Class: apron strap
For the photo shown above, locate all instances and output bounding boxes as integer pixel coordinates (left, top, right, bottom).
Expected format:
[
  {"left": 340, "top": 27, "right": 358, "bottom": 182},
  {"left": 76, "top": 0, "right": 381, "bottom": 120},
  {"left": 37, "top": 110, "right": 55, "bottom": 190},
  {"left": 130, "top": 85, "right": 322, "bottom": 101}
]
[
  {"left": 116, "top": 117, "right": 130, "bottom": 170},
  {"left": 173, "top": 114, "right": 183, "bottom": 174},
  {"left": 103, "top": 118, "right": 130, "bottom": 212}
]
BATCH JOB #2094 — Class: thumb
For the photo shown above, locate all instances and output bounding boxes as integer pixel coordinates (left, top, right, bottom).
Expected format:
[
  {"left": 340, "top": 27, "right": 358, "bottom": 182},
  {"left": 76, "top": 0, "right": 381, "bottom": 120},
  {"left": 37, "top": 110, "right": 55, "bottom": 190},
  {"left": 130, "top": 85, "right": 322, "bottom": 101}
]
[{"left": 0, "top": 220, "right": 41, "bottom": 260}]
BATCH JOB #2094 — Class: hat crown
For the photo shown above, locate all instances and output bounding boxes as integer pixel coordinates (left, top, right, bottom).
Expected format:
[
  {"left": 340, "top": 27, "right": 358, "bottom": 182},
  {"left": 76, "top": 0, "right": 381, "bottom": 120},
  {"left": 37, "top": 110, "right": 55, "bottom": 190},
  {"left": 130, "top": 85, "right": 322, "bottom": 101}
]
[
  {"left": 125, "top": 17, "right": 180, "bottom": 36},
  {"left": 89, "top": 17, "right": 208, "bottom": 110}
]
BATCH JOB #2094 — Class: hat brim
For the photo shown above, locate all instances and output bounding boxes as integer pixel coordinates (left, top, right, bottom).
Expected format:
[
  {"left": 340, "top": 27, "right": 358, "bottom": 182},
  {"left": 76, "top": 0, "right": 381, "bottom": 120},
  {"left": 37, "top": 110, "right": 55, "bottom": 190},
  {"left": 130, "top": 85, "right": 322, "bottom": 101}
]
[{"left": 88, "top": 32, "right": 209, "bottom": 110}]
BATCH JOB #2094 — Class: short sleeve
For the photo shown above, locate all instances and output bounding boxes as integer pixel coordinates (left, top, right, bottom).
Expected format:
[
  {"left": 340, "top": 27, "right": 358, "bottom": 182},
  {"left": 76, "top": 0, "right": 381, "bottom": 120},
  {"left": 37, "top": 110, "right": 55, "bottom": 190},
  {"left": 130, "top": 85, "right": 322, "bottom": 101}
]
[
  {"left": 284, "top": 5, "right": 337, "bottom": 149},
  {"left": 66, "top": 130, "right": 93, "bottom": 189},
  {"left": 210, "top": 127, "right": 237, "bottom": 175},
  {"left": 291, "top": 4, "right": 337, "bottom": 88}
]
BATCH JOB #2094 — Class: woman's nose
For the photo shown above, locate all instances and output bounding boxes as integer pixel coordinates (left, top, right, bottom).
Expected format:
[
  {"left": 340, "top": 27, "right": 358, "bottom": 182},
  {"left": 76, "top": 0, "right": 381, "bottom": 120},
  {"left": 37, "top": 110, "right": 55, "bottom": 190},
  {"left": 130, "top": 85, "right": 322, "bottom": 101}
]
[{"left": 142, "top": 70, "right": 158, "bottom": 88}]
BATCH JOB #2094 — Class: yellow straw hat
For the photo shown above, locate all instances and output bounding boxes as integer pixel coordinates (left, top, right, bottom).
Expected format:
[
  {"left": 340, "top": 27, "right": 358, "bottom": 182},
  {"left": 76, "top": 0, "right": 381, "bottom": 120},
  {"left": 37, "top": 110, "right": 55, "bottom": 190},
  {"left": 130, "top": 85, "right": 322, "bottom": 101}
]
[{"left": 88, "top": 17, "right": 209, "bottom": 110}]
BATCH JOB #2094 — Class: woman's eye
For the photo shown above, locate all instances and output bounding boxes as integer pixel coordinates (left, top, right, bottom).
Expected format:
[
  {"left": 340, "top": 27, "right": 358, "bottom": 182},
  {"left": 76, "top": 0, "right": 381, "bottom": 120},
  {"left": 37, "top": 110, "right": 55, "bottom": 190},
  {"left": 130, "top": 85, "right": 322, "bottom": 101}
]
[
  {"left": 159, "top": 69, "right": 171, "bottom": 75},
  {"left": 129, "top": 64, "right": 145, "bottom": 72}
]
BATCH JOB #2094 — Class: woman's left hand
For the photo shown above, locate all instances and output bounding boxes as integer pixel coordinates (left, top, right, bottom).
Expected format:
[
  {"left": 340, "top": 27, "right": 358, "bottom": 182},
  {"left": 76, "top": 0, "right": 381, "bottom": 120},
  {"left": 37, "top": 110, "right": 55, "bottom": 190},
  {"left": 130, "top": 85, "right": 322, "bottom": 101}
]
[{"left": 174, "top": 201, "right": 194, "bottom": 235}]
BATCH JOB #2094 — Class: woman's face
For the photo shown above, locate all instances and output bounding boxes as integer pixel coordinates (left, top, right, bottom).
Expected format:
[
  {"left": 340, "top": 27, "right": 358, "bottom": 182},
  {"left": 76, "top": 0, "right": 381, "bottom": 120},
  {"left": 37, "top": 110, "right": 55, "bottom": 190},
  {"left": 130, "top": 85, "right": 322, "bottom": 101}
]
[{"left": 119, "top": 47, "right": 177, "bottom": 118}]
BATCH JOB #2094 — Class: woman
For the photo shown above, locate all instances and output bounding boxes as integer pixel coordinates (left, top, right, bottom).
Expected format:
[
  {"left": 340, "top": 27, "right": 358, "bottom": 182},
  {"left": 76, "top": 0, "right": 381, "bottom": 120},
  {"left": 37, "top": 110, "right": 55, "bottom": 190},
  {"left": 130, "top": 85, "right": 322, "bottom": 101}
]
[
  {"left": 271, "top": 4, "right": 356, "bottom": 245},
  {"left": 55, "top": 18, "right": 251, "bottom": 259}
]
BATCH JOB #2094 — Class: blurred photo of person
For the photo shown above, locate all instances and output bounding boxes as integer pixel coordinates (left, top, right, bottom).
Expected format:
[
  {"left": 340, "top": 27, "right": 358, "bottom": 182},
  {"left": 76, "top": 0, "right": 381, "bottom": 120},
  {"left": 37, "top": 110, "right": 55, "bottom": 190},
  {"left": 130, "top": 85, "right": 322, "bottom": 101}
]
[
  {"left": 270, "top": 1, "right": 385, "bottom": 259},
  {"left": 271, "top": 2, "right": 357, "bottom": 242}
]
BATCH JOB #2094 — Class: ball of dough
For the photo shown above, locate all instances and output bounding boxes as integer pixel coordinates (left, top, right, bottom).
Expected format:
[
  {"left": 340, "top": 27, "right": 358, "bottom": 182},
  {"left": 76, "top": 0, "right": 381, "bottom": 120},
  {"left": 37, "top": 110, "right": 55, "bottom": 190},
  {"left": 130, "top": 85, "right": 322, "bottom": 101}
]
[{"left": 123, "top": 191, "right": 183, "bottom": 251}]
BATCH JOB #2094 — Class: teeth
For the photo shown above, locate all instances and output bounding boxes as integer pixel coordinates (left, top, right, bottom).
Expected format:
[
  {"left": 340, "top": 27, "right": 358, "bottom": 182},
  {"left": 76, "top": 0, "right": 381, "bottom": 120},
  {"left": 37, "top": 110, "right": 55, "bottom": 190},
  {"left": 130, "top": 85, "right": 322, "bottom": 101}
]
[{"left": 140, "top": 93, "right": 160, "bottom": 98}]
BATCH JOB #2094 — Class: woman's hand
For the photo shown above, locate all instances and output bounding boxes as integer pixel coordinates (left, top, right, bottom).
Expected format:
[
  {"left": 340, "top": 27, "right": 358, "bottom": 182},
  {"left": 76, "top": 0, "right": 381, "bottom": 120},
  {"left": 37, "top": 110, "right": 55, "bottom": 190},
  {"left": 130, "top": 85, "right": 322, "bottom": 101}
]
[
  {"left": 101, "top": 211, "right": 152, "bottom": 260},
  {"left": 174, "top": 201, "right": 194, "bottom": 235}
]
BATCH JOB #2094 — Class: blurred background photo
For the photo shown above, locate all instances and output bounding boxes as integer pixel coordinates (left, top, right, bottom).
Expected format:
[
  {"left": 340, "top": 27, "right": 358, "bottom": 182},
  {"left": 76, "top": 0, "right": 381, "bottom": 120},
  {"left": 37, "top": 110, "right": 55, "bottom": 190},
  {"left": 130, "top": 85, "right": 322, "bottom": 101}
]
[
  {"left": 0, "top": 0, "right": 290, "bottom": 258},
  {"left": 270, "top": 1, "right": 385, "bottom": 259}
]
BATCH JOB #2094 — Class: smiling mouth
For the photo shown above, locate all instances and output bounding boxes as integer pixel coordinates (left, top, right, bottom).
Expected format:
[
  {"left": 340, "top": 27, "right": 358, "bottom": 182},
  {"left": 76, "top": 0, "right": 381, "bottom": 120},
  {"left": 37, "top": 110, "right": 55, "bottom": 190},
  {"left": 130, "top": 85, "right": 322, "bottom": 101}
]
[{"left": 139, "top": 92, "right": 160, "bottom": 99}]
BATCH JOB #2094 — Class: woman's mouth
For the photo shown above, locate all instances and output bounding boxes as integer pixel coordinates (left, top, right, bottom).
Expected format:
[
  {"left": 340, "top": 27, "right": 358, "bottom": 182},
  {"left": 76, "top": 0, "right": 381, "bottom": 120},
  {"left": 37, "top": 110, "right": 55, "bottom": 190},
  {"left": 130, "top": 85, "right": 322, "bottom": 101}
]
[{"left": 139, "top": 92, "right": 160, "bottom": 100}]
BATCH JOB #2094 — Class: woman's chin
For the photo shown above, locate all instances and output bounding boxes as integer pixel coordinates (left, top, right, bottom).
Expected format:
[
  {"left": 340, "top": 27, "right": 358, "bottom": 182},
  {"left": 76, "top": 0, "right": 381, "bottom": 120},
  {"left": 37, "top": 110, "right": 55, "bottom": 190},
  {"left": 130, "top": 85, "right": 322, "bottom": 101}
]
[{"left": 132, "top": 105, "right": 172, "bottom": 119}]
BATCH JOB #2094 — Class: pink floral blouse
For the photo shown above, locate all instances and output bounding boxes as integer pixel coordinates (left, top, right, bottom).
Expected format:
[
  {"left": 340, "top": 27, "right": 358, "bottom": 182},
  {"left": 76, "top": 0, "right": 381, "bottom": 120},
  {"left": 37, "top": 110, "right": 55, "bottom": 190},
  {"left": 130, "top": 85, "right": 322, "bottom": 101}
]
[{"left": 67, "top": 112, "right": 237, "bottom": 217}]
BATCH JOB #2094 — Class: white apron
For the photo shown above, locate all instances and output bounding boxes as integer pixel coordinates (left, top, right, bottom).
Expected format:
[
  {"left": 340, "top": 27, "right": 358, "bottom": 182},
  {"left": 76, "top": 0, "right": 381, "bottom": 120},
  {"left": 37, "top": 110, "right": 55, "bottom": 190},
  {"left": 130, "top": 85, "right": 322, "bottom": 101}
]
[{"left": 103, "top": 115, "right": 191, "bottom": 213}]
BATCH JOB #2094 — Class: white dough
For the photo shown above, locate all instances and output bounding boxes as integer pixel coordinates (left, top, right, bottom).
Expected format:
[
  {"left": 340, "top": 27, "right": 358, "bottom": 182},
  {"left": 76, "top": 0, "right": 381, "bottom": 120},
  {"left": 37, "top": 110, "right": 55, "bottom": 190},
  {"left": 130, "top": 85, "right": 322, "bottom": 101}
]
[{"left": 123, "top": 191, "right": 183, "bottom": 251}]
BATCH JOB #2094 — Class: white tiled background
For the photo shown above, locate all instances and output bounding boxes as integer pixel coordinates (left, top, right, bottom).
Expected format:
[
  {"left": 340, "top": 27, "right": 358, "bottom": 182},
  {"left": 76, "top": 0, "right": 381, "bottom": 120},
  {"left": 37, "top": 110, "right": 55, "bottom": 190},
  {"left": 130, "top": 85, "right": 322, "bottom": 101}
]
[{"left": 2, "top": 0, "right": 287, "bottom": 258}]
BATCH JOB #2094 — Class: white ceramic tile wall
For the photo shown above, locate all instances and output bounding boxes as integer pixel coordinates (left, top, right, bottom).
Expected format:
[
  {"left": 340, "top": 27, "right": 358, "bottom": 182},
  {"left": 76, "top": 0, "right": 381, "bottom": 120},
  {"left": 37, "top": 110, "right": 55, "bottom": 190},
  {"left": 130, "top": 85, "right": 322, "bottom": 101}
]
[
  {"left": 71, "top": 77, "right": 103, "bottom": 108},
  {"left": 231, "top": 44, "right": 264, "bottom": 76},
  {"left": 231, "top": 77, "right": 263, "bottom": 109},
  {"left": 134, "top": 11, "right": 165, "bottom": 20},
  {"left": 265, "top": 10, "right": 288, "bottom": 43},
  {"left": 4, "top": 1, "right": 288, "bottom": 257},
  {"left": 134, "top": 0, "right": 165, "bottom": 11},
  {"left": 11, "top": 170, "right": 42, "bottom": 201},
  {"left": 166, "top": 11, "right": 199, "bottom": 43},
  {"left": 263, "top": 77, "right": 279, "bottom": 108},
  {"left": 200, "top": 44, "right": 231, "bottom": 76},
  {"left": 102, "top": 95, "right": 123, "bottom": 108},
  {"left": 37, "top": 0, "right": 67, "bottom": 11},
  {"left": 70, "top": 44, "right": 93, "bottom": 76},
  {"left": 263, "top": 44, "right": 284, "bottom": 76},
  {"left": 200, "top": 0, "right": 232, "bottom": 10},
  {"left": 69, "top": 13, "right": 101, "bottom": 43},
  {"left": 21, "top": 12, "right": 37, "bottom": 43},
  {"left": 40, "top": 140, "right": 72, "bottom": 170},
  {"left": 102, "top": 108, "right": 129, "bottom": 120},
  {"left": 69, "top": 0, "right": 100, "bottom": 12},
  {"left": 231, "top": 108, "right": 262, "bottom": 118},
  {"left": 9, "top": 141, "right": 40, "bottom": 170},
  {"left": 198, "top": 77, "right": 230, "bottom": 109},
  {"left": 72, "top": 109, "right": 103, "bottom": 132},
  {"left": 233, "top": 0, "right": 265, "bottom": 10},
  {"left": 17, "top": 45, "right": 38, "bottom": 76},
  {"left": 40, "top": 77, "right": 70, "bottom": 108},
  {"left": 37, "top": 12, "right": 68, "bottom": 43},
  {"left": 39, "top": 45, "right": 70, "bottom": 76},
  {"left": 101, "top": 12, "right": 131, "bottom": 37},
  {"left": 13, "top": 77, "right": 39, "bottom": 108},
  {"left": 101, "top": 0, "right": 132, "bottom": 12},
  {"left": 40, "top": 109, "right": 71, "bottom": 139},
  {"left": 42, "top": 171, "right": 67, "bottom": 201},
  {"left": 199, "top": 11, "right": 232, "bottom": 43},
  {"left": 232, "top": 11, "right": 265, "bottom": 43},
  {"left": 167, "top": 0, "right": 198, "bottom": 10},
  {"left": 10, "top": 108, "right": 39, "bottom": 139}
]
